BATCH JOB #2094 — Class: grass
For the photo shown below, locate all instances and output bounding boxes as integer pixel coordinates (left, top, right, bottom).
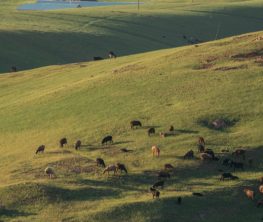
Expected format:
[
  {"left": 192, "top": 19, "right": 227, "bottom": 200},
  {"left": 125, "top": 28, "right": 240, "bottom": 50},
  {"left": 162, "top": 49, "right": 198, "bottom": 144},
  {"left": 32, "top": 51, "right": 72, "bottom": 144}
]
[
  {"left": 0, "top": 29, "right": 263, "bottom": 221},
  {"left": 1, "top": 0, "right": 263, "bottom": 221},
  {"left": 1, "top": 0, "right": 263, "bottom": 72}
]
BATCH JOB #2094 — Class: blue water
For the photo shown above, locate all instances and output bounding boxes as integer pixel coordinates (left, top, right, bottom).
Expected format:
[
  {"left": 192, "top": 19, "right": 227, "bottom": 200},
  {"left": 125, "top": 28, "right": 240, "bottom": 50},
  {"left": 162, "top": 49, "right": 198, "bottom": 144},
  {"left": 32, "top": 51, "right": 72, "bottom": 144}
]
[{"left": 18, "top": 0, "right": 138, "bottom": 11}]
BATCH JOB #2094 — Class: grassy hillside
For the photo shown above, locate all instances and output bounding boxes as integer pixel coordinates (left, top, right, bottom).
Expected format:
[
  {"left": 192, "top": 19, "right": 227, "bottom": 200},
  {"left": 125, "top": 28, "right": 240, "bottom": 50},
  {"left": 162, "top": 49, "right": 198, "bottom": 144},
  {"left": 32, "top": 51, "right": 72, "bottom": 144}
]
[
  {"left": 1, "top": 0, "right": 263, "bottom": 73},
  {"left": 0, "top": 30, "right": 263, "bottom": 221}
]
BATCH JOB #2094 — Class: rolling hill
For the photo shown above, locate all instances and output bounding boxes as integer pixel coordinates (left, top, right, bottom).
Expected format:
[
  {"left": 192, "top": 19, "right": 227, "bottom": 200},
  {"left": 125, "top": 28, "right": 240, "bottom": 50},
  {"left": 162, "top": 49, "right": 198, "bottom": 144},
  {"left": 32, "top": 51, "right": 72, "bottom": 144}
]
[
  {"left": 0, "top": 29, "right": 263, "bottom": 221},
  {"left": 1, "top": 0, "right": 263, "bottom": 73}
]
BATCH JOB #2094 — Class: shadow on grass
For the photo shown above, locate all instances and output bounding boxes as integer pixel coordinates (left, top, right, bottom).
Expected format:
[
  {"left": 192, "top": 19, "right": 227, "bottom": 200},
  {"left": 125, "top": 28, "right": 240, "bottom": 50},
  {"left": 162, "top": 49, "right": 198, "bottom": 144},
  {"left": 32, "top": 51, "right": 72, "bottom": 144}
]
[{"left": 0, "top": 208, "right": 34, "bottom": 218}]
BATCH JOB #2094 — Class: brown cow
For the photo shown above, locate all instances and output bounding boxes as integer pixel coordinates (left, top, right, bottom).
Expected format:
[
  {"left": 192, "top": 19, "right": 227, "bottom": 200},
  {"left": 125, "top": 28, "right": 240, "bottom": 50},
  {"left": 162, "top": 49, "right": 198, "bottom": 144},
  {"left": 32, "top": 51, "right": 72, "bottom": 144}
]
[
  {"left": 244, "top": 188, "right": 255, "bottom": 200},
  {"left": 259, "top": 185, "right": 263, "bottom": 194},
  {"left": 103, "top": 164, "right": 117, "bottom": 175},
  {"left": 152, "top": 145, "right": 160, "bottom": 157}
]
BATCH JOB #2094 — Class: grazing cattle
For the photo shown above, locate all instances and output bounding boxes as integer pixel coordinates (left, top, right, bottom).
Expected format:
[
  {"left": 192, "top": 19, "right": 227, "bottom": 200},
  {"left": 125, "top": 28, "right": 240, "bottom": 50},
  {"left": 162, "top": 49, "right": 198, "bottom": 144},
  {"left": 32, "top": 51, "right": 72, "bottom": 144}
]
[
  {"left": 148, "top": 127, "right": 155, "bottom": 136},
  {"left": 169, "top": 125, "right": 174, "bottom": 132},
  {"left": 45, "top": 167, "right": 55, "bottom": 179},
  {"left": 75, "top": 140, "right": 81, "bottom": 150},
  {"left": 244, "top": 188, "right": 255, "bottom": 200},
  {"left": 150, "top": 187, "right": 160, "bottom": 199},
  {"left": 153, "top": 180, "right": 164, "bottom": 189},
  {"left": 230, "top": 161, "right": 244, "bottom": 171},
  {"left": 152, "top": 145, "right": 160, "bottom": 157},
  {"left": 259, "top": 185, "right": 263, "bottom": 194},
  {"left": 177, "top": 197, "right": 182, "bottom": 205},
  {"left": 93, "top": 56, "right": 103, "bottom": 61},
  {"left": 164, "top": 164, "right": 174, "bottom": 170},
  {"left": 198, "top": 137, "right": 205, "bottom": 146},
  {"left": 101, "top": 135, "right": 113, "bottom": 145},
  {"left": 184, "top": 150, "right": 194, "bottom": 159},
  {"left": 116, "top": 163, "right": 128, "bottom": 174},
  {"left": 220, "top": 172, "right": 239, "bottom": 181},
  {"left": 96, "top": 158, "right": 106, "bottom": 168},
  {"left": 257, "top": 199, "right": 263, "bottom": 207},
  {"left": 232, "top": 149, "right": 246, "bottom": 160},
  {"left": 60, "top": 138, "right": 67, "bottom": 148},
  {"left": 200, "top": 153, "right": 213, "bottom": 161},
  {"left": 192, "top": 192, "right": 203, "bottom": 197},
  {"left": 103, "top": 164, "right": 117, "bottom": 175},
  {"left": 130, "top": 120, "right": 142, "bottom": 129},
  {"left": 158, "top": 171, "right": 170, "bottom": 179},
  {"left": 108, "top": 51, "right": 117, "bottom": 59},
  {"left": 36, "top": 145, "right": 45, "bottom": 154}
]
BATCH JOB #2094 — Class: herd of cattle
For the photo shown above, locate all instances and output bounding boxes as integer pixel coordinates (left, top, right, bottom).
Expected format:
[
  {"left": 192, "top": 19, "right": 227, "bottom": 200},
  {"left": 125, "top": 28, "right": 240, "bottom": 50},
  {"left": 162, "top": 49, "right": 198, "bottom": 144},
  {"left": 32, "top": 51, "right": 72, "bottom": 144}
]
[{"left": 36, "top": 120, "right": 263, "bottom": 207}]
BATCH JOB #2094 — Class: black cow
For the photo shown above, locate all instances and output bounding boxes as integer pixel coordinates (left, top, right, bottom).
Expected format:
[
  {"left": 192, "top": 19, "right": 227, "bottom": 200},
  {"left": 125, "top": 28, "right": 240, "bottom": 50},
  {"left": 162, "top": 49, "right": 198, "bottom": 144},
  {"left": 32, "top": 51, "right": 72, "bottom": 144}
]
[
  {"left": 36, "top": 145, "right": 45, "bottom": 154},
  {"left": 116, "top": 163, "right": 128, "bottom": 174},
  {"left": 184, "top": 150, "right": 194, "bottom": 159},
  {"left": 108, "top": 51, "right": 117, "bottom": 59},
  {"left": 96, "top": 158, "right": 106, "bottom": 168},
  {"left": 101, "top": 135, "right": 113, "bottom": 145},
  {"left": 60, "top": 138, "right": 67, "bottom": 148},
  {"left": 75, "top": 140, "right": 81, "bottom": 150},
  {"left": 148, "top": 127, "right": 155, "bottom": 136},
  {"left": 130, "top": 120, "right": 142, "bottom": 129}
]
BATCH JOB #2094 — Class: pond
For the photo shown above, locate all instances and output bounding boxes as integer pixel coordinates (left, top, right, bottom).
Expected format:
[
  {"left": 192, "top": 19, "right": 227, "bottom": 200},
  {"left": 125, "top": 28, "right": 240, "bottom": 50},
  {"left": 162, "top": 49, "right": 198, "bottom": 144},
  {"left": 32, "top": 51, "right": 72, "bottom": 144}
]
[{"left": 18, "top": 0, "right": 138, "bottom": 11}]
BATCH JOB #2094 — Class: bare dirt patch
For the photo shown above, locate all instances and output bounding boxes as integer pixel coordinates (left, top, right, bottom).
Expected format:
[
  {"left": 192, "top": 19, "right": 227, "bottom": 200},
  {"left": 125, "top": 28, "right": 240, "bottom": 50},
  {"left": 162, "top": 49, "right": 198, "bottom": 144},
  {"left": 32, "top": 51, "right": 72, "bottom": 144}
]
[{"left": 214, "top": 64, "right": 247, "bottom": 71}]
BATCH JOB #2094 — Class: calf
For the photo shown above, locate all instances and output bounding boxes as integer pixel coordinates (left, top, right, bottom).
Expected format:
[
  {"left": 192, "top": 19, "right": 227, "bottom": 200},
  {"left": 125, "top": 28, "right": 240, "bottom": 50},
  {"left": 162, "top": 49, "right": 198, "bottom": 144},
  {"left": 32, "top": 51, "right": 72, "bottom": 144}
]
[
  {"left": 184, "top": 150, "right": 194, "bottom": 159},
  {"left": 148, "top": 127, "right": 155, "bottom": 136},
  {"left": 153, "top": 180, "right": 164, "bottom": 189},
  {"left": 36, "top": 145, "right": 45, "bottom": 154},
  {"left": 101, "top": 135, "right": 113, "bottom": 145},
  {"left": 149, "top": 187, "right": 160, "bottom": 199},
  {"left": 244, "top": 188, "right": 255, "bottom": 200}
]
